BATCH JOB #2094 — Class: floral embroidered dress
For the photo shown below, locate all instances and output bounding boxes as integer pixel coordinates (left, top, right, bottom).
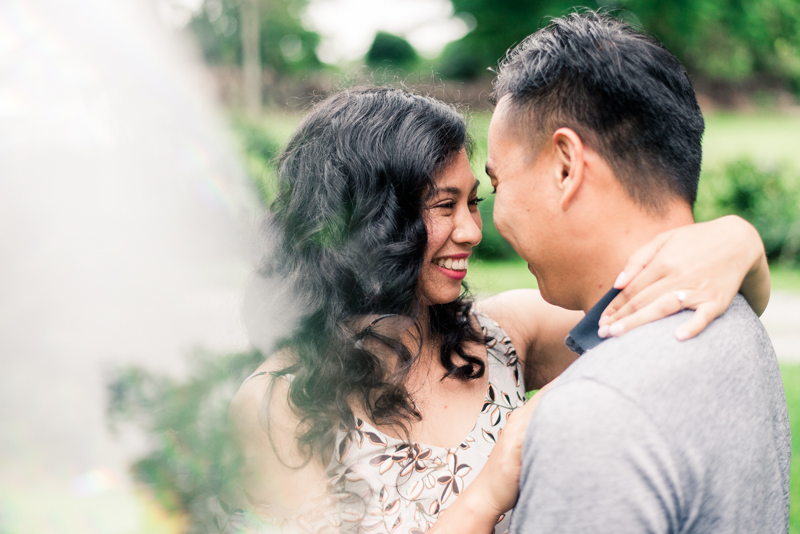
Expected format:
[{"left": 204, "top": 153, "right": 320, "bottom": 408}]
[{"left": 231, "top": 312, "right": 525, "bottom": 534}]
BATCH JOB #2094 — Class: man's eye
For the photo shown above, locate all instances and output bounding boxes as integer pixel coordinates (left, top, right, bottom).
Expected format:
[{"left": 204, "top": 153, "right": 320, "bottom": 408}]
[{"left": 491, "top": 187, "right": 497, "bottom": 195}]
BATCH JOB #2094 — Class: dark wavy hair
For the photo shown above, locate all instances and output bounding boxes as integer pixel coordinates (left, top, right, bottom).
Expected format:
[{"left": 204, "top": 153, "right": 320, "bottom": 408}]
[{"left": 264, "top": 87, "right": 486, "bottom": 458}]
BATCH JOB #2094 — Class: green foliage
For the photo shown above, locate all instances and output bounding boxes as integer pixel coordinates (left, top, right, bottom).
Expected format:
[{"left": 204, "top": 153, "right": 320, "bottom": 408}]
[
  {"left": 230, "top": 116, "right": 283, "bottom": 204},
  {"left": 474, "top": 194, "right": 518, "bottom": 260},
  {"left": 696, "top": 158, "right": 800, "bottom": 264},
  {"left": 780, "top": 364, "right": 800, "bottom": 534},
  {"left": 189, "top": 0, "right": 321, "bottom": 73},
  {"left": 442, "top": 0, "right": 800, "bottom": 89},
  {"left": 107, "top": 350, "right": 265, "bottom": 533},
  {"left": 366, "top": 32, "right": 419, "bottom": 70}
]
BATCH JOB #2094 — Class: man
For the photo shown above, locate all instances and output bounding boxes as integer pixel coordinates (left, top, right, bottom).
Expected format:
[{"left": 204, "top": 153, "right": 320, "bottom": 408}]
[{"left": 485, "top": 12, "right": 791, "bottom": 532}]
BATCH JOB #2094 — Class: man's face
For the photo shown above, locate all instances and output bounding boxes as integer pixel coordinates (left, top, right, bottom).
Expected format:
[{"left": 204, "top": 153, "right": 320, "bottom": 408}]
[{"left": 486, "top": 98, "right": 565, "bottom": 302}]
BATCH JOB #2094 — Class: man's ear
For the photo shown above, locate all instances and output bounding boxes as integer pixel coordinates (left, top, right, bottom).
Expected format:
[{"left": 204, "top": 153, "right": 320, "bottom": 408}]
[{"left": 551, "top": 128, "right": 585, "bottom": 211}]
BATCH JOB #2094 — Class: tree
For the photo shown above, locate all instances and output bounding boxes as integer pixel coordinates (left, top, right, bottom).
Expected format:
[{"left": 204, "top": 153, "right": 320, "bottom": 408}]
[
  {"left": 442, "top": 0, "right": 800, "bottom": 90},
  {"left": 366, "top": 32, "right": 419, "bottom": 71},
  {"left": 189, "top": 0, "right": 320, "bottom": 75}
]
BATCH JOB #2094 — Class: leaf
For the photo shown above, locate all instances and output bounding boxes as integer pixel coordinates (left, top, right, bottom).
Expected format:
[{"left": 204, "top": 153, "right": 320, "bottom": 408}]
[
  {"left": 417, "top": 448, "right": 431, "bottom": 460},
  {"left": 429, "top": 500, "right": 440, "bottom": 515},
  {"left": 370, "top": 454, "right": 391, "bottom": 466},
  {"left": 437, "top": 475, "right": 452, "bottom": 484},
  {"left": 502, "top": 392, "right": 512, "bottom": 407},
  {"left": 365, "top": 431, "right": 388, "bottom": 446},
  {"left": 482, "top": 428, "right": 496, "bottom": 443},
  {"left": 385, "top": 499, "right": 401, "bottom": 515},
  {"left": 340, "top": 509, "right": 363, "bottom": 522},
  {"left": 481, "top": 401, "right": 492, "bottom": 413},
  {"left": 453, "top": 477, "right": 462, "bottom": 495},
  {"left": 491, "top": 406, "right": 501, "bottom": 426},
  {"left": 391, "top": 515, "right": 403, "bottom": 532},
  {"left": 380, "top": 457, "right": 394, "bottom": 474},
  {"left": 399, "top": 461, "right": 415, "bottom": 477},
  {"left": 487, "top": 384, "right": 497, "bottom": 401},
  {"left": 455, "top": 464, "right": 471, "bottom": 477},
  {"left": 424, "top": 474, "right": 436, "bottom": 489},
  {"left": 441, "top": 480, "right": 453, "bottom": 503},
  {"left": 406, "top": 480, "right": 424, "bottom": 500}
]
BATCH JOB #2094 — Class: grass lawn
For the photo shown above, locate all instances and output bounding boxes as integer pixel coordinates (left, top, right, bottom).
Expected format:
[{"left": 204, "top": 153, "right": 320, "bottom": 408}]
[
  {"left": 782, "top": 364, "right": 800, "bottom": 534},
  {"left": 468, "top": 258, "right": 800, "bottom": 297}
]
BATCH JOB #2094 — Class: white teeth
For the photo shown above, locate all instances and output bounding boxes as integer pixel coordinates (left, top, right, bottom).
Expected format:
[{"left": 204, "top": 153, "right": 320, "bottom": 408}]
[{"left": 434, "top": 258, "right": 469, "bottom": 271}]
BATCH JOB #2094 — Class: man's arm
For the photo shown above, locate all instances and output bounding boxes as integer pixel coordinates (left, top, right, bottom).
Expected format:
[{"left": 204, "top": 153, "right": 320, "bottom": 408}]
[{"left": 510, "top": 378, "right": 682, "bottom": 534}]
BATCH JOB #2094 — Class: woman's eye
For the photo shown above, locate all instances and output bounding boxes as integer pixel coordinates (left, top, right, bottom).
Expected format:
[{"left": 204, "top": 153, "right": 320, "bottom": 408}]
[
  {"left": 469, "top": 197, "right": 485, "bottom": 206},
  {"left": 436, "top": 202, "right": 456, "bottom": 210}
]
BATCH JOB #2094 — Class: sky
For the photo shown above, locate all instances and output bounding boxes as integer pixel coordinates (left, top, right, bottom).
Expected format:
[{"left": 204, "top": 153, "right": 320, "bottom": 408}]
[
  {"left": 303, "top": 0, "right": 475, "bottom": 63},
  {"left": 160, "top": 0, "right": 474, "bottom": 64}
]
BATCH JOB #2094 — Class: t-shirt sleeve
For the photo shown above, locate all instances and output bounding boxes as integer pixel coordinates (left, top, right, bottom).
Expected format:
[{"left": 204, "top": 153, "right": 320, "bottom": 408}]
[{"left": 510, "top": 378, "right": 683, "bottom": 534}]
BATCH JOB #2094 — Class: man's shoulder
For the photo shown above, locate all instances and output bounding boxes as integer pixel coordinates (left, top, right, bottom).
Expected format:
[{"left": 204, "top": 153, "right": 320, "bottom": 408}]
[{"left": 561, "top": 295, "right": 773, "bottom": 387}]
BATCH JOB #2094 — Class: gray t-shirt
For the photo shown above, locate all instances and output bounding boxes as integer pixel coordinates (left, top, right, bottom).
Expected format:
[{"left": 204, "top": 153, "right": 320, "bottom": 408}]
[{"left": 511, "top": 295, "right": 791, "bottom": 533}]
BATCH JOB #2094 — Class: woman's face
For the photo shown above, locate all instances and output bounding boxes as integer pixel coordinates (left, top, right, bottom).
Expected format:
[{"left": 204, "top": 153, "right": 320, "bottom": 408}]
[{"left": 418, "top": 149, "right": 483, "bottom": 306}]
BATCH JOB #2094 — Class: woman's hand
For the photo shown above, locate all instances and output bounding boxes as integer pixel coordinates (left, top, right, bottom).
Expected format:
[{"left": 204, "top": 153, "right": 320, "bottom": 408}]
[
  {"left": 428, "top": 382, "right": 555, "bottom": 534},
  {"left": 473, "top": 381, "right": 555, "bottom": 514},
  {"left": 599, "top": 215, "right": 770, "bottom": 341}
]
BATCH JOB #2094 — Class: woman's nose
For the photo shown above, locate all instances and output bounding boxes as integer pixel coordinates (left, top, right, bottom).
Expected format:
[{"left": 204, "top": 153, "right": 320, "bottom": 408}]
[{"left": 452, "top": 210, "right": 482, "bottom": 246}]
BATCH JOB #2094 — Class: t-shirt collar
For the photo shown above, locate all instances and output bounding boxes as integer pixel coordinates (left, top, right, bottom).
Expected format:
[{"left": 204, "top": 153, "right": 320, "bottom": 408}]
[{"left": 564, "top": 287, "right": 622, "bottom": 355}]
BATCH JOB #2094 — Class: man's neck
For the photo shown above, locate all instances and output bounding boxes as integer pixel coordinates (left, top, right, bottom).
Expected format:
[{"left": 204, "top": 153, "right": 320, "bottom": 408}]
[{"left": 575, "top": 203, "right": 694, "bottom": 313}]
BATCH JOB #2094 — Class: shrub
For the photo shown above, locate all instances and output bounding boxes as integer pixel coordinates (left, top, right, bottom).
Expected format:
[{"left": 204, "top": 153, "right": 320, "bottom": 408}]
[
  {"left": 474, "top": 193, "right": 519, "bottom": 260},
  {"left": 107, "top": 350, "right": 265, "bottom": 533},
  {"left": 696, "top": 158, "right": 800, "bottom": 264},
  {"left": 230, "top": 118, "right": 282, "bottom": 205}
]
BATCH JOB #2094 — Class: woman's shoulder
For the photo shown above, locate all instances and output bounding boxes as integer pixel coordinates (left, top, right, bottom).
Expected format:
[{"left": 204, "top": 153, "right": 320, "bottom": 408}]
[
  {"left": 228, "top": 350, "right": 329, "bottom": 511},
  {"left": 474, "top": 289, "right": 543, "bottom": 353}
]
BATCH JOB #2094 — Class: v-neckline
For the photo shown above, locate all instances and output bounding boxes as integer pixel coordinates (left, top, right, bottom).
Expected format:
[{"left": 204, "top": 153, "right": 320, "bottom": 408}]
[{"left": 350, "top": 317, "right": 497, "bottom": 451}]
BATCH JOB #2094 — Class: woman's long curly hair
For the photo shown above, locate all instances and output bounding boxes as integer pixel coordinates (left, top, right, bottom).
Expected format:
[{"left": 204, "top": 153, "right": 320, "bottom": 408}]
[{"left": 265, "top": 87, "right": 486, "bottom": 459}]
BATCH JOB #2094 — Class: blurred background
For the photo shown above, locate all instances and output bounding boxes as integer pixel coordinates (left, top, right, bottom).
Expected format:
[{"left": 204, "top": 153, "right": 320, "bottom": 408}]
[{"left": 1, "top": 0, "right": 799, "bottom": 532}]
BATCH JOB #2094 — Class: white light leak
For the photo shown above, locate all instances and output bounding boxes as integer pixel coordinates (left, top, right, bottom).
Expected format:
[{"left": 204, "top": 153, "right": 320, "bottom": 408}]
[
  {"left": 0, "top": 0, "right": 261, "bottom": 531},
  {"left": 304, "top": 0, "right": 475, "bottom": 63}
]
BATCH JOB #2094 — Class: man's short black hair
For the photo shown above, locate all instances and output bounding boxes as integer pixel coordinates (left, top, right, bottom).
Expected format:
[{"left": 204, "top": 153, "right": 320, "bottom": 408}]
[{"left": 492, "top": 11, "right": 704, "bottom": 212}]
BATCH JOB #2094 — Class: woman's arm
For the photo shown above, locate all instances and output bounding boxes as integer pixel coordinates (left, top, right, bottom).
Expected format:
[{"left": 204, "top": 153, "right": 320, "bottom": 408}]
[
  {"left": 479, "top": 290, "right": 582, "bottom": 390},
  {"left": 479, "top": 215, "right": 771, "bottom": 390},
  {"left": 599, "top": 215, "right": 770, "bottom": 339}
]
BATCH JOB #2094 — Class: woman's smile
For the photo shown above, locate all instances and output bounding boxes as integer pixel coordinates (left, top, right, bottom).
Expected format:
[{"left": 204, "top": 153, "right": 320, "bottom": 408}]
[{"left": 432, "top": 254, "right": 470, "bottom": 280}]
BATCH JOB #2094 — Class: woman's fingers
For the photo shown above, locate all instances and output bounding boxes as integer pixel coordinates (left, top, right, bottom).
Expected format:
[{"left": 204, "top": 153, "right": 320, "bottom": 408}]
[
  {"left": 612, "top": 231, "right": 670, "bottom": 291},
  {"left": 599, "top": 291, "right": 685, "bottom": 338},
  {"left": 599, "top": 291, "right": 727, "bottom": 341},
  {"left": 601, "top": 273, "right": 671, "bottom": 326},
  {"left": 600, "top": 234, "right": 673, "bottom": 323},
  {"left": 674, "top": 302, "right": 722, "bottom": 340}
]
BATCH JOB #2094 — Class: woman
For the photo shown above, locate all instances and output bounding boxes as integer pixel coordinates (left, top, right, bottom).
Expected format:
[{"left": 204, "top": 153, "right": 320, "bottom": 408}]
[{"left": 228, "top": 88, "right": 769, "bottom": 533}]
